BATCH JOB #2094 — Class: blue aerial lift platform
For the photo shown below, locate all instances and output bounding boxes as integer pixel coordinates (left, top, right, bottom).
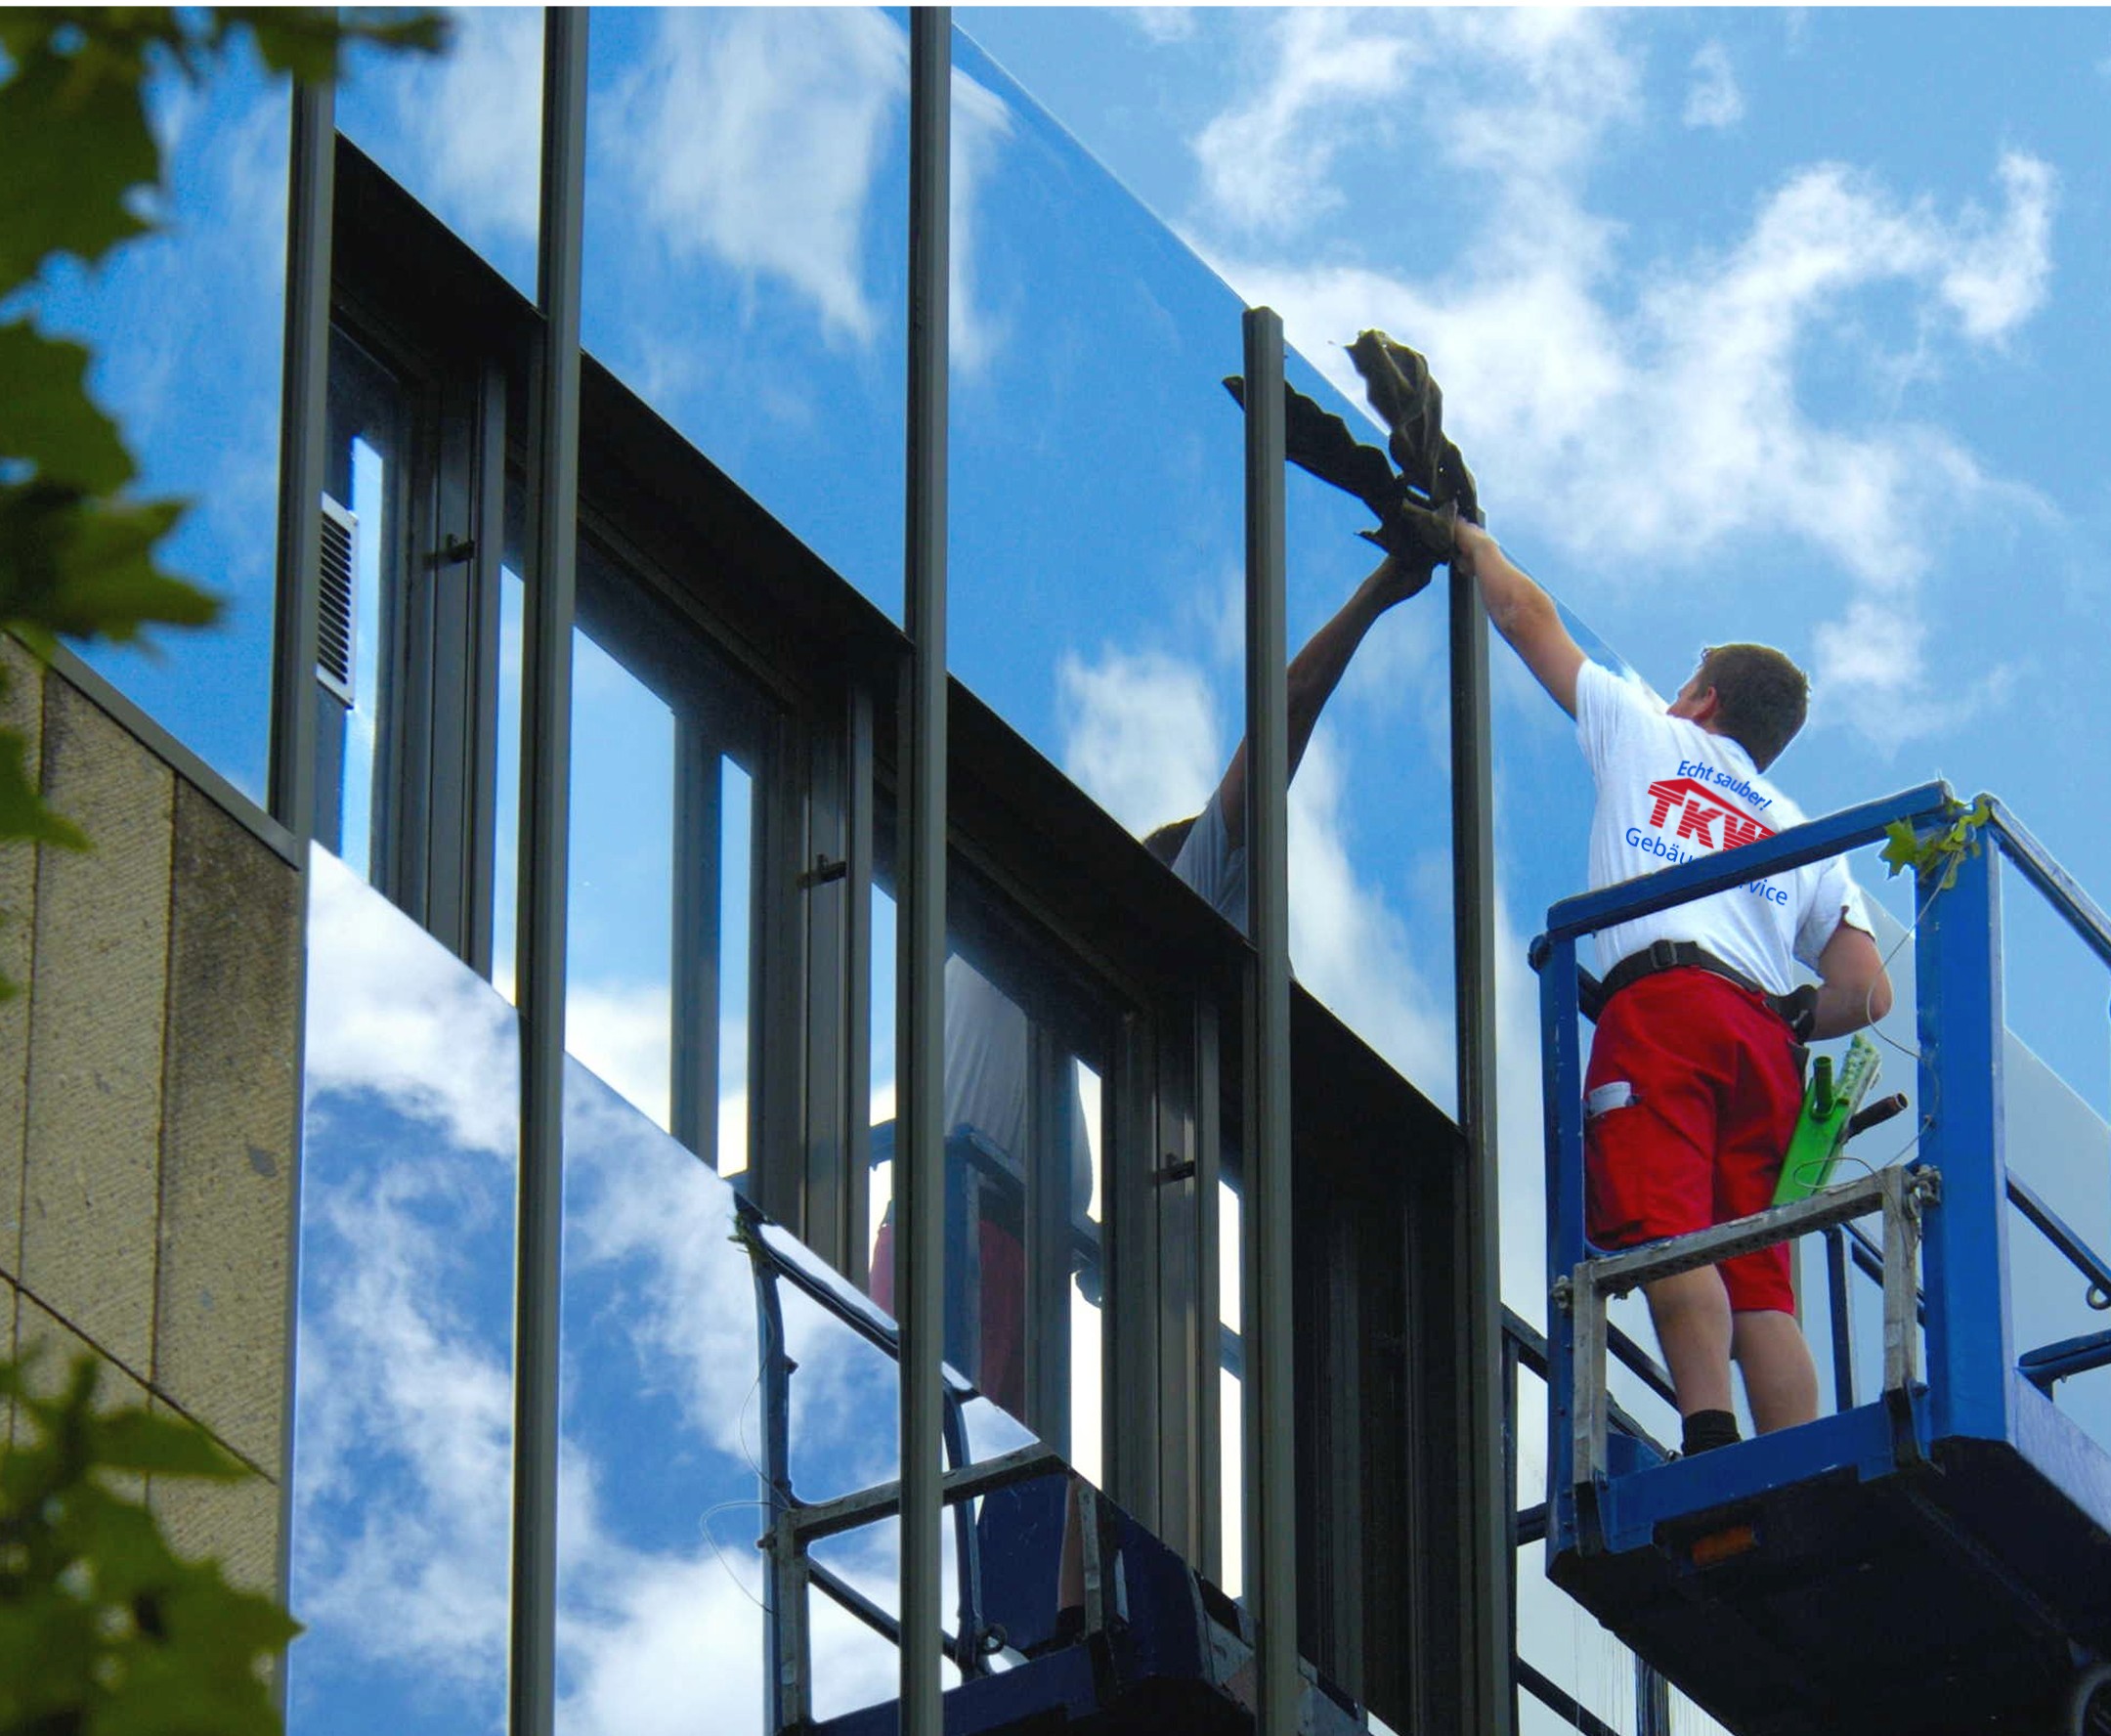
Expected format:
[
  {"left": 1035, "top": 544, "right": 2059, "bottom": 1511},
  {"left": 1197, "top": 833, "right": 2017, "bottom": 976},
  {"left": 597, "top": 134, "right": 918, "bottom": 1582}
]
[{"left": 1534, "top": 782, "right": 2111, "bottom": 1736}]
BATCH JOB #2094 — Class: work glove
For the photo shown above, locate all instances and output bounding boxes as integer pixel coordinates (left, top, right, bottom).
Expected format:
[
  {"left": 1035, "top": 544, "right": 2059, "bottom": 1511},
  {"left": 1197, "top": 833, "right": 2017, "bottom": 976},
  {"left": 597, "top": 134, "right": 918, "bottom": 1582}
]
[
  {"left": 1221, "top": 373, "right": 1469, "bottom": 583},
  {"left": 1347, "top": 328, "right": 1483, "bottom": 529}
]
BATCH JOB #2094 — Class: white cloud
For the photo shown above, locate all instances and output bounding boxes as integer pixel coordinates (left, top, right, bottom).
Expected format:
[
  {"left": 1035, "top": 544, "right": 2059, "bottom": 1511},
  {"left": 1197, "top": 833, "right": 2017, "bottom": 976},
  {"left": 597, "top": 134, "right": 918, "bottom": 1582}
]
[
  {"left": 1056, "top": 645, "right": 1226, "bottom": 834},
  {"left": 612, "top": 8, "right": 908, "bottom": 345},
  {"left": 304, "top": 852, "right": 520, "bottom": 1158},
  {"left": 950, "top": 66, "right": 1016, "bottom": 374},
  {"left": 1125, "top": 8, "right": 1199, "bottom": 46},
  {"left": 1192, "top": 10, "right": 1419, "bottom": 235},
  {"left": 1187, "top": 12, "right": 2056, "bottom": 754},
  {"left": 1684, "top": 40, "right": 1745, "bottom": 130},
  {"left": 1283, "top": 730, "right": 1454, "bottom": 1092},
  {"left": 565, "top": 979, "right": 674, "bottom": 1130},
  {"left": 383, "top": 8, "right": 545, "bottom": 249}
]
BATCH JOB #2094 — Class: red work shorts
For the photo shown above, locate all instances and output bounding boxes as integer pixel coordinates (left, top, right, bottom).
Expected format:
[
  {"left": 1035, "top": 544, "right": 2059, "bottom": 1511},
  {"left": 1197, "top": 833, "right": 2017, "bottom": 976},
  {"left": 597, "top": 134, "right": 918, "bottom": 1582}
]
[{"left": 1583, "top": 967, "right": 1803, "bottom": 1315}]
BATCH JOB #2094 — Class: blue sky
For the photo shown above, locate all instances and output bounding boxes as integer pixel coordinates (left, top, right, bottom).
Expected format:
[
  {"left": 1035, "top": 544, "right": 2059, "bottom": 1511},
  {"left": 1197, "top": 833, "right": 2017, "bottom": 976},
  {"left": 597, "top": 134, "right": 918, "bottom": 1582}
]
[{"left": 27, "top": 14, "right": 2111, "bottom": 1727}]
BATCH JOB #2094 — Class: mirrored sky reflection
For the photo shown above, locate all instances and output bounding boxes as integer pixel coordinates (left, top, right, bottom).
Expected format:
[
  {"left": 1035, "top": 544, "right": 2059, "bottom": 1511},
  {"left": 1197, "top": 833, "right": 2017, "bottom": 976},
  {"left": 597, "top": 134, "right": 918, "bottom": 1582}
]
[
  {"left": 85, "top": 6, "right": 2111, "bottom": 1730},
  {"left": 292, "top": 851, "right": 998, "bottom": 1734}
]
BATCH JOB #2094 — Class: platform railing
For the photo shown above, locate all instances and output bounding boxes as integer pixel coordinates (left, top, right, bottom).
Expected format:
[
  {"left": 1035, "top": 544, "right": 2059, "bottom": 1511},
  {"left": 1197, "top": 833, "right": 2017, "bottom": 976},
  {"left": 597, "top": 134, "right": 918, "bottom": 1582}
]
[{"left": 1534, "top": 778, "right": 2111, "bottom": 1561}]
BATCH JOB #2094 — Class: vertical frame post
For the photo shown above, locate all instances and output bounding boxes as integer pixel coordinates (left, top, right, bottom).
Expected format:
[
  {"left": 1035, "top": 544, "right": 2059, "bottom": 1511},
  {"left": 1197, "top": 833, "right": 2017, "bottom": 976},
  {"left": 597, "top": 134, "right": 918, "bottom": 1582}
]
[
  {"left": 1539, "top": 933, "right": 1583, "bottom": 1555},
  {"left": 670, "top": 727, "right": 723, "bottom": 1167},
  {"left": 509, "top": 15, "right": 587, "bottom": 1736},
  {"left": 1239, "top": 305, "right": 1298, "bottom": 1736},
  {"left": 266, "top": 72, "right": 333, "bottom": 1672},
  {"left": 844, "top": 680, "right": 876, "bottom": 1285},
  {"left": 1195, "top": 997, "right": 1224, "bottom": 1584},
  {"left": 268, "top": 81, "right": 334, "bottom": 847},
  {"left": 899, "top": 12, "right": 952, "bottom": 1734},
  {"left": 1914, "top": 842, "right": 2012, "bottom": 1446},
  {"left": 1450, "top": 547, "right": 1512, "bottom": 1732}
]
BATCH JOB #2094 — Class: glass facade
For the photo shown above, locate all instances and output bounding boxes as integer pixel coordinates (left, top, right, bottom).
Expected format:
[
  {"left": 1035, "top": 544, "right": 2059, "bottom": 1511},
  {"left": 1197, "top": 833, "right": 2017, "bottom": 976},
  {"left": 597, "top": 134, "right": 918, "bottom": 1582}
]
[
  {"left": 32, "top": 11, "right": 2111, "bottom": 1736},
  {"left": 289, "top": 848, "right": 517, "bottom": 1736}
]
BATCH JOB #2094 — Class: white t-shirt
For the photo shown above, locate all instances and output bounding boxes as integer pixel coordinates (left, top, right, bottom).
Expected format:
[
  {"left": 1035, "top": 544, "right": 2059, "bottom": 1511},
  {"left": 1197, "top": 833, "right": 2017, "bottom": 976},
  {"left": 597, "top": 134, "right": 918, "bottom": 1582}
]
[
  {"left": 943, "top": 954, "right": 1095, "bottom": 1217},
  {"left": 1575, "top": 659, "right": 1872, "bottom": 993},
  {"left": 1170, "top": 785, "right": 1248, "bottom": 931}
]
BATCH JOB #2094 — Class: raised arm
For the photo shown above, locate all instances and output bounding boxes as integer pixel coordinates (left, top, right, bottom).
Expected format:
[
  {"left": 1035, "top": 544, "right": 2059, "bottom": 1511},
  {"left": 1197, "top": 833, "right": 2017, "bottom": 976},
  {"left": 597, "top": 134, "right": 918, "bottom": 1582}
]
[
  {"left": 1214, "top": 552, "right": 1428, "bottom": 847},
  {"left": 1451, "top": 520, "right": 1586, "bottom": 716}
]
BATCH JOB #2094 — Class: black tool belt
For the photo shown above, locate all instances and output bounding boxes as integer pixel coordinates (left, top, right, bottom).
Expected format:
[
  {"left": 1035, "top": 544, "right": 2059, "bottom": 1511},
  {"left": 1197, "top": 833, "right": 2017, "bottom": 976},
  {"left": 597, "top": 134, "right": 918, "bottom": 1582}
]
[{"left": 1586, "top": 937, "right": 1812, "bottom": 1037}]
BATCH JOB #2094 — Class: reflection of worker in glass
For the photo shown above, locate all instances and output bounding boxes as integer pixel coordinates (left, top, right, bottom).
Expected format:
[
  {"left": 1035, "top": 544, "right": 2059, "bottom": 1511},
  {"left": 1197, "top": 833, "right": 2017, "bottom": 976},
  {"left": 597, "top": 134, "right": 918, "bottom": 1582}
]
[
  {"left": 1450, "top": 515, "right": 1893, "bottom": 1454},
  {"left": 869, "top": 954, "right": 1093, "bottom": 1421},
  {"left": 1145, "top": 551, "right": 1434, "bottom": 918}
]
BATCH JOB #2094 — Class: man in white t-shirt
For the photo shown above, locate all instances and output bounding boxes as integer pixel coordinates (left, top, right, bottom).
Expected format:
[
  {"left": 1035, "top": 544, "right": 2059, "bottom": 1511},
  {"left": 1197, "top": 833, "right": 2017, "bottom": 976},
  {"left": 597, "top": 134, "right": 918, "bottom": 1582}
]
[
  {"left": 1452, "top": 517, "right": 1893, "bottom": 1456},
  {"left": 1145, "top": 549, "right": 1430, "bottom": 922}
]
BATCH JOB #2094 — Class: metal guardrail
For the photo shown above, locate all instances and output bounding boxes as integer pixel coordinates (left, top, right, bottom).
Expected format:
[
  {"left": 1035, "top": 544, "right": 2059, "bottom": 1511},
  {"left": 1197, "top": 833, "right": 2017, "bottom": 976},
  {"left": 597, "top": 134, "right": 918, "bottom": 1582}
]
[{"left": 1557, "top": 1166, "right": 1939, "bottom": 1494}]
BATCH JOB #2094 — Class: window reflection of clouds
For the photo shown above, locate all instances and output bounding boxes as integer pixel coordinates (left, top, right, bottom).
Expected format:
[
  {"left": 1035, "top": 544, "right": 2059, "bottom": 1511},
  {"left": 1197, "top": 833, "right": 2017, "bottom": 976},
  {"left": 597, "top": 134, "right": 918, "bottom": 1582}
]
[
  {"left": 336, "top": 6, "right": 542, "bottom": 295},
  {"left": 295, "top": 855, "right": 948, "bottom": 1735}
]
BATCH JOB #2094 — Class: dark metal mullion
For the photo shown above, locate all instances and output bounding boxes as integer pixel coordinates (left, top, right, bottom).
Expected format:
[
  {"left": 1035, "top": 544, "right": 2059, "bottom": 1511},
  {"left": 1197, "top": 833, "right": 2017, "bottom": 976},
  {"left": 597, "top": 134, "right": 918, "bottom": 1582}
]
[
  {"left": 1027, "top": 1023, "right": 1072, "bottom": 1447},
  {"left": 265, "top": 72, "right": 333, "bottom": 1695},
  {"left": 1106, "top": 1010, "right": 1159, "bottom": 1524},
  {"left": 1194, "top": 997, "right": 1223, "bottom": 1585},
  {"left": 899, "top": 12, "right": 951, "bottom": 1733},
  {"left": 371, "top": 386, "right": 428, "bottom": 916},
  {"left": 1239, "top": 306, "right": 1296, "bottom": 1736},
  {"left": 508, "top": 17, "right": 586, "bottom": 1736},
  {"left": 800, "top": 720, "right": 849, "bottom": 1267},
  {"left": 422, "top": 364, "right": 482, "bottom": 957},
  {"left": 1450, "top": 502, "right": 1513, "bottom": 1735},
  {"left": 751, "top": 714, "right": 809, "bottom": 1222},
  {"left": 464, "top": 358, "right": 507, "bottom": 980},
  {"left": 671, "top": 728, "right": 723, "bottom": 1168},
  {"left": 844, "top": 682, "right": 875, "bottom": 1287}
]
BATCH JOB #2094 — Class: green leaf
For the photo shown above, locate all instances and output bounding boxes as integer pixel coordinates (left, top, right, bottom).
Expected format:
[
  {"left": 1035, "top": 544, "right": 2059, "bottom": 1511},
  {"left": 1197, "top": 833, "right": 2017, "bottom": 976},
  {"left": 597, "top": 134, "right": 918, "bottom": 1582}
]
[
  {"left": 0, "top": 724, "right": 91, "bottom": 850},
  {"left": 86, "top": 1410, "right": 248, "bottom": 1483},
  {"left": 0, "top": 483, "right": 218, "bottom": 644},
  {"left": 0, "top": 36, "right": 160, "bottom": 293},
  {"left": 0, "top": 321, "right": 136, "bottom": 493},
  {"left": 233, "top": 6, "right": 452, "bottom": 83}
]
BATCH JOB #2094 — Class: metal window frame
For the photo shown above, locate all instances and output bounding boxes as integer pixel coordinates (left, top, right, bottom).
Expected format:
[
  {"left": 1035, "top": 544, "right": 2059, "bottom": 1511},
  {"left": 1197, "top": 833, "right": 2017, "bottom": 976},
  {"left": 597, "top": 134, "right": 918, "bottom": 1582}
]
[
  {"left": 1239, "top": 305, "right": 1297, "bottom": 1736},
  {"left": 1449, "top": 496, "right": 1513, "bottom": 1736},
  {"left": 507, "top": 16, "right": 587, "bottom": 1736},
  {"left": 898, "top": 11, "right": 952, "bottom": 1733},
  {"left": 266, "top": 74, "right": 333, "bottom": 1689}
]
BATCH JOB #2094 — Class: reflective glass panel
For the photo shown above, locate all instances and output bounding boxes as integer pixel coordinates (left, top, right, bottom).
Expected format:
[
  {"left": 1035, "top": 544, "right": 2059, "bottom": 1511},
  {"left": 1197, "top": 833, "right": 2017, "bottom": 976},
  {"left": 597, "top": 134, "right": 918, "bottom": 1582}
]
[
  {"left": 288, "top": 848, "right": 518, "bottom": 1736},
  {"left": 556, "top": 1059, "right": 959, "bottom": 1724},
  {"left": 564, "top": 535, "right": 770, "bottom": 1163},
  {"left": 581, "top": 6, "right": 909, "bottom": 616},
  {"left": 869, "top": 945, "right": 1114, "bottom": 1444},
  {"left": 947, "top": 24, "right": 1460, "bottom": 1107},
  {"left": 34, "top": 44, "right": 290, "bottom": 799},
  {"left": 334, "top": 7, "right": 543, "bottom": 297}
]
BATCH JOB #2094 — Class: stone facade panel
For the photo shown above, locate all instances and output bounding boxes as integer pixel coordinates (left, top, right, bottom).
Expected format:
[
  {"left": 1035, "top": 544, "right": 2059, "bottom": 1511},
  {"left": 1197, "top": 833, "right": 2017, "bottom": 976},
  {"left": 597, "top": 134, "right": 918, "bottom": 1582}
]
[
  {"left": 154, "top": 781, "right": 301, "bottom": 1471},
  {"left": 21, "top": 679, "right": 174, "bottom": 1379}
]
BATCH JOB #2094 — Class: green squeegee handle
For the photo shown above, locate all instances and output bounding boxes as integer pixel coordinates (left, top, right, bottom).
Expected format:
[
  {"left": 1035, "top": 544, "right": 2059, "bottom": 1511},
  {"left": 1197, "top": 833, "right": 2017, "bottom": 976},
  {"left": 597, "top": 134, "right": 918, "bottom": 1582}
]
[{"left": 1773, "top": 1034, "right": 1882, "bottom": 1206}]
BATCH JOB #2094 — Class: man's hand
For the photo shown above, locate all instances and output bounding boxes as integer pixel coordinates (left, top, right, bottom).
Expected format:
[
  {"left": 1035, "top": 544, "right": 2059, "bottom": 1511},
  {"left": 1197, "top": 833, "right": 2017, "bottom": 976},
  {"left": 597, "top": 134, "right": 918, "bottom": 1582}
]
[{"left": 1366, "top": 550, "right": 1436, "bottom": 609}]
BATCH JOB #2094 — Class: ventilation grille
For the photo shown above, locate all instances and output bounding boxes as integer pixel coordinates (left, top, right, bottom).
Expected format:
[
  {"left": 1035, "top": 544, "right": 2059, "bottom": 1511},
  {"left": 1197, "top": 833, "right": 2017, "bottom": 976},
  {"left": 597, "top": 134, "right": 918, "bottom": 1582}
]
[{"left": 317, "top": 495, "right": 358, "bottom": 707}]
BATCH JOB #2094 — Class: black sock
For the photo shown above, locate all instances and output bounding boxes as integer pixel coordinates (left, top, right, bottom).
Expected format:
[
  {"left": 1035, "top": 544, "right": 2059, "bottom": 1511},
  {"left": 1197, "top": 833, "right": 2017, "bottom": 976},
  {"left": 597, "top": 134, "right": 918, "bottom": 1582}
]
[{"left": 1681, "top": 1409, "right": 1741, "bottom": 1455}]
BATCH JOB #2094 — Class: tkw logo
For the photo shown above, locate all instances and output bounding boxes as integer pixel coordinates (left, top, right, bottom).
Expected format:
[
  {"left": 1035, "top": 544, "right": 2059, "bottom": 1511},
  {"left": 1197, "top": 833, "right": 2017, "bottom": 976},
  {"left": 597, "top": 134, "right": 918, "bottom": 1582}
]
[{"left": 1643, "top": 777, "right": 1776, "bottom": 850}]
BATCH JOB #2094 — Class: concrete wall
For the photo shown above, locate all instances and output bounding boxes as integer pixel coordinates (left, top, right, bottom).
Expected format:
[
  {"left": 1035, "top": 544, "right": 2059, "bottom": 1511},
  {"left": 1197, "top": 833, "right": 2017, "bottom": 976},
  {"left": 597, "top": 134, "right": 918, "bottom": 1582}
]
[{"left": 0, "top": 639, "right": 302, "bottom": 1599}]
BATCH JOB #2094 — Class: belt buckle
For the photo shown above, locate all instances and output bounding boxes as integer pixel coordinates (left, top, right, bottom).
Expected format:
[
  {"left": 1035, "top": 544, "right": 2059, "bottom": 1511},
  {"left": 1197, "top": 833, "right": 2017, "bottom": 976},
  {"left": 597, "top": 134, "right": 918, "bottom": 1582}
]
[{"left": 1646, "top": 937, "right": 1681, "bottom": 974}]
